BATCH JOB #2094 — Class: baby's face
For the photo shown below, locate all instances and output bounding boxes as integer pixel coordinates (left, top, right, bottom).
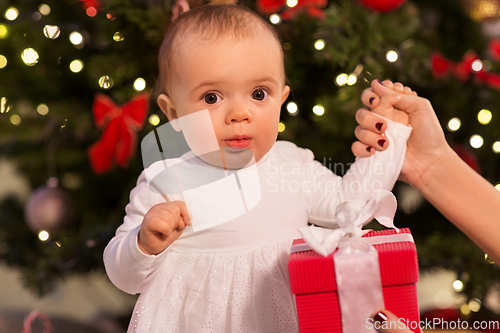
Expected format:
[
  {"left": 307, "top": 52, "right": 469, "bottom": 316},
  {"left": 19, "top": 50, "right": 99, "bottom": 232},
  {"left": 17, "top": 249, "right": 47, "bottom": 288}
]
[{"left": 159, "top": 32, "right": 290, "bottom": 164}]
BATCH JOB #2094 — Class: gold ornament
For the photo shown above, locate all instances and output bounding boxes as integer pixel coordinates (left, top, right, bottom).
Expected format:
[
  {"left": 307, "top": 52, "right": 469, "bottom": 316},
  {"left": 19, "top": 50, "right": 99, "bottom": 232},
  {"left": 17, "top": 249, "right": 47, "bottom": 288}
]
[{"left": 461, "top": 0, "right": 500, "bottom": 21}]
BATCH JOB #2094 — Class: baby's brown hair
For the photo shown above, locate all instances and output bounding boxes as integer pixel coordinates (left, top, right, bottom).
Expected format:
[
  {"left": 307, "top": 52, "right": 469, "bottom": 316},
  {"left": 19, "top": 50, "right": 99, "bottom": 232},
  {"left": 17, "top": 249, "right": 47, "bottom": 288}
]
[{"left": 155, "top": 4, "right": 284, "bottom": 97}]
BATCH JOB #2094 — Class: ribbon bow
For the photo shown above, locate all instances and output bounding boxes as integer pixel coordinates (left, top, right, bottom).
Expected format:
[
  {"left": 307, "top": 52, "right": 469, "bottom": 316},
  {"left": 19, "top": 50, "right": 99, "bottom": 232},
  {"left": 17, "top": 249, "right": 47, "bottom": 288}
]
[
  {"left": 431, "top": 51, "right": 500, "bottom": 92},
  {"left": 88, "top": 94, "right": 148, "bottom": 174},
  {"left": 257, "top": 0, "right": 327, "bottom": 20},
  {"left": 298, "top": 190, "right": 398, "bottom": 256}
]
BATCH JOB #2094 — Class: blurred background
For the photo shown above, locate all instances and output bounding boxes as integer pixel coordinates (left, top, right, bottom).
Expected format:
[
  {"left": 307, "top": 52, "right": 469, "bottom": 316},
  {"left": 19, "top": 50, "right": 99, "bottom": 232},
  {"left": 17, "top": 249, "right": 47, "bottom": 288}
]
[{"left": 1, "top": 0, "right": 500, "bottom": 331}]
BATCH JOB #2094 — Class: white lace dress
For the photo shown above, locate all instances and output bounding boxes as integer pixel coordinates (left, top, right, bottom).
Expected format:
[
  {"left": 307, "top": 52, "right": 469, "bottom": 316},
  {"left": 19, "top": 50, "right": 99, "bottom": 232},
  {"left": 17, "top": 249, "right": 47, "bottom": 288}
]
[{"left": 104, "top": 120, "right": 411, "bottom": 333}]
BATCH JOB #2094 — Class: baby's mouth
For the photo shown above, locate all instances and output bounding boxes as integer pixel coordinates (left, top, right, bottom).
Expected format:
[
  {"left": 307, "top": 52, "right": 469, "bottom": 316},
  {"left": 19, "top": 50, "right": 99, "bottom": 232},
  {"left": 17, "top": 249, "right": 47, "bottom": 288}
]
[{"left": 224, "top": 136, "right": 252, "bottom": 148}]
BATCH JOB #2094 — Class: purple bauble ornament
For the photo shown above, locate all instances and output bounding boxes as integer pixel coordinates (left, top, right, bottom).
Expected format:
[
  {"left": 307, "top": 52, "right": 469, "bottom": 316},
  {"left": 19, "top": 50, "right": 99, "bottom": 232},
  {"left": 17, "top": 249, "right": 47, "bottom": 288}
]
[{"left": 24, "top": 182, "right": 74, "bottom": 233}]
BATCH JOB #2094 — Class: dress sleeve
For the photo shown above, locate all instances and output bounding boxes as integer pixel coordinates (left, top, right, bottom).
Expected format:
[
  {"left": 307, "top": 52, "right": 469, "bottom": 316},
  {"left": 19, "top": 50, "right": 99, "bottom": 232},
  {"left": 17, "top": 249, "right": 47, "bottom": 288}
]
[
  {"left": 103, "top": 170, "right": 171, "bottom": 295},
  {"left": 304, "top": 117, "right": 412, "bottom": 227}
]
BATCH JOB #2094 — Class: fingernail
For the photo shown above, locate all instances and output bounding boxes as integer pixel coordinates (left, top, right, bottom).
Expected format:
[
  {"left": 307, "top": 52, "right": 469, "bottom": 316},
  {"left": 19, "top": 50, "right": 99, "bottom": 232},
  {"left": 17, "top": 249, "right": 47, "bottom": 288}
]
[
  {"left": 366, "top": 146, "right": 372, "bottom": 153},
  {"left": 376, "top": 122, "right": 383, "bottom": 131},
  {"left": 378, "top": 139, "right": 386, "bottom": 147},
  {"left": 369, "top": 97, "right": 375, "bottom": 105},
  {"left": 377, "top": 79, "right": 384, "bottom": 85},
  {"left": 374, "top": 311, "right": 388, "bottom": 324}
]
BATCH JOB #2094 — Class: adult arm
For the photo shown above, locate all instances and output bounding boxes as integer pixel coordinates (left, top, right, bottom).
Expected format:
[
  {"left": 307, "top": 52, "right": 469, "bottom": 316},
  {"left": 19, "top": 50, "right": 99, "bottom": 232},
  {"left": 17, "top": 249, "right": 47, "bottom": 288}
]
[{"left": 354, "top": 80, "right": 500, "bottom": 263}]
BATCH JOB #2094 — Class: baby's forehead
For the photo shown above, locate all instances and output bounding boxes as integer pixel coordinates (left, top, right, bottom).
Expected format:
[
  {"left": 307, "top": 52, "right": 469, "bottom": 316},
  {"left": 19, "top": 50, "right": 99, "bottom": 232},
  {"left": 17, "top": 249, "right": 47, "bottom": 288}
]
[
  {"left": 162, "top": 12, "right": 285, "bottom": 94},
  {"left": 175, "top": 21, "right": 276, "bottom": 50}
]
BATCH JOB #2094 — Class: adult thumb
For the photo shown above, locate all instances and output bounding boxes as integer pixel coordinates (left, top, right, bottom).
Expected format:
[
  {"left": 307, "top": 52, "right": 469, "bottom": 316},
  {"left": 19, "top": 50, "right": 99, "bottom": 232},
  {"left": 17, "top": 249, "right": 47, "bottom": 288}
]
[
  {"left": 370, "top": 79, "right": 422, "bottom": 116},
  {"left": 371, "top": 310, "right": 418, "bottom": 333}
]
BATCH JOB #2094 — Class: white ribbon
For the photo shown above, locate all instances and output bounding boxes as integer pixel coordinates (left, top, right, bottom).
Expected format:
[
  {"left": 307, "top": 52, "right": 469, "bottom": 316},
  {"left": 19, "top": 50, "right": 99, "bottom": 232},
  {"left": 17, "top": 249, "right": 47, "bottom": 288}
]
[
  {"left": 296, "top": 189, "right": 400, "bottom": 333},
  {"left": 298, "top": 190, "right": 398, "bottom": 257}
]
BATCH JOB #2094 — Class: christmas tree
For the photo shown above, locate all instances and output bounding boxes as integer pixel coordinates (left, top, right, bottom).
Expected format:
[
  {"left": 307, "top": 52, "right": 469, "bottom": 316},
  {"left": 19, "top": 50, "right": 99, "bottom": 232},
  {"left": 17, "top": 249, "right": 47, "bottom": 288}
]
[{"left": 1, "top": 0, "right": 499, "bottom": 322}]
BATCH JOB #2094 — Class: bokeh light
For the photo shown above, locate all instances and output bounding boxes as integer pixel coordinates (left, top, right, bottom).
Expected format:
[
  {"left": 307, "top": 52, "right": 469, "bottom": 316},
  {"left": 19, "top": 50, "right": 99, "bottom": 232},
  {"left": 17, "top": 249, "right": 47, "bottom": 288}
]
[
  {"left": 453, "top": 280, "right": 463, "bottom": 292},
  {"left": 470, "top": 134, "right": 484, "bottom": 149},
  {"left": 336, "top": 73, "right": 348, "bottom": 86},
  {"left": 447, "top": 117, "right": 461, "bottom": 131},
  {"left": 313, "top": 105, "right": 325, "bottom": 116},
  {"left": 32, "top": 12, "right": 42, "bottom": 21},
  {"left": 472, "top": 59, "right": 483, "bottom": 72},
  {"left": 21, "top": 48, "right": 39, "bottom": 66},
  {"left": 0, "top": 55, "right": 6, "bottom": 69},
  {"left": 38, "top": 230, "right": 50, "bottom": 242},
  {"left": 286, "top": 0, "right": 298, "bottom": 7},
  {"left": 269, "top": 14, "right": 281, "bottom": 25},
  {"left": 148, "top": 114, "right": 160, "bottom": 126},
  {"left": 287, "top": 101, "right": 298, "bottom": 115},
  {"left": 4, "top": 7, "right": 19, "bottom": 21},
  {"left": 99, "top": 76, "right": 114, "bottom": 89},
  {"left": 69, "top": 60, "right": 84, "bottom": 73},
  {"left": 69, "top": 32, "right": 83, "bottom": 46},
  {"left": 278, "top": 122, "right": 285, "bottom": 132},
  {"left": 10, "top": 114, "right": 21, "bottom": 125},
  {"left": 113, "top": 32, "right": 124, "bottom": 42},
  {"left": 0, "top": 25, "right": 8, "bottom": 39},
  {"left": 86, "top": 7, "right": 97, "bottom": 17},
  {"left": 434, "top": 290, "right": 454, "bottom": 309},
  {"left": 492, "top": 141, "right": 500, "bottom": 153},
  {"left": 133, "top": 78, "right": 146, "bottom": 91},
  {"left": 314, "top": 39, "right": 325, "bottom": 50},
  {"left": 43, "top": 25, "right": 60, "bottom": 39},
  {"left": 386, "top": 50, "right": 398, "bottom": 62},
  {"left": 37, "top": 104, "right": 49, "bottom": 116},
  {"left": 347, "top": 74, "right": 357, "bottom": 85},
  {"left": 468, "top": 298, "right": 481, "bottom": 312},
  {"left": 39, "top": 4, "right": 51, "bottom": 15},
  {"left": 0, "top": 97, "right": 11, "bottom": 113},
  {"left": 478, "top": 109, "right": 492, "bottom": 125}
]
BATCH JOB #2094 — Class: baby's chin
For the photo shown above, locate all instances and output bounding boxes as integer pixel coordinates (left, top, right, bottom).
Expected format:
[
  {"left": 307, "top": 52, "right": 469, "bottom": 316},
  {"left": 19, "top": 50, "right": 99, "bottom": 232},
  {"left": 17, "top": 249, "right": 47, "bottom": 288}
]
[{"left": 195, "top": 148, "right": 257, "bottom": 169}]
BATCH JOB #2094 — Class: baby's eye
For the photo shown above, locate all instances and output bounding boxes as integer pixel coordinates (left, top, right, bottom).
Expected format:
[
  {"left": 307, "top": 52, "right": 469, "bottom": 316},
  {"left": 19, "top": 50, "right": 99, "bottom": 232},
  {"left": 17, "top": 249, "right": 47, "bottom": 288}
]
[
  {"left": 203, "top": 93, "right": 221, "bottom": 104},
  {"left": 251, "top": 88, "right": 269, "bottom": 101}
]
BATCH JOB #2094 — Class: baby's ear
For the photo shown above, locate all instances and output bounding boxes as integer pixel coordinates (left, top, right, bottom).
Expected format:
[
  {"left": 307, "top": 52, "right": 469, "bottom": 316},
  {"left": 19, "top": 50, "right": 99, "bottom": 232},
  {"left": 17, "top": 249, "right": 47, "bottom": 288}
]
[
  {"left": 281, "top": 85, "right": 290, "bottom": 105},
  {"left": 158, "top": 94, "right": 181, "bottom": 131}
]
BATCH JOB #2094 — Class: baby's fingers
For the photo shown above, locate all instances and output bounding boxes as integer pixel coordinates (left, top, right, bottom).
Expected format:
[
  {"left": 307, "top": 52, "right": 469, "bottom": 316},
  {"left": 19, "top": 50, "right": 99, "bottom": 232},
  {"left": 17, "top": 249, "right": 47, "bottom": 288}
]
[
  {"left": 351, "top": 141, "right": 375, "bottom": 157},
  {"left": 170, "top": 201, "right": 192, "bottom": 228},
  {"left": 393, "top": 82, "right": 417, "bottom": 96},
  {"left": 154, "top": 201, "right": 191, "bottom": 230},
  {"left": 354, "top": 125, "right": 389, "bottom": 151},
  {"left": 355, "top": 108, "right": 387, "bottom": 134}
]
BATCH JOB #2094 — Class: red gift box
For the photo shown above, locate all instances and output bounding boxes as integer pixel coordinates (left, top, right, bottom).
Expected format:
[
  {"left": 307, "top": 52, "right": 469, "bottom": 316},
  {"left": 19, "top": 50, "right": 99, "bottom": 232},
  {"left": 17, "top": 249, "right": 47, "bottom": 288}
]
[{"left": 288, "top": 228, "right": 419, "bottom": 333}]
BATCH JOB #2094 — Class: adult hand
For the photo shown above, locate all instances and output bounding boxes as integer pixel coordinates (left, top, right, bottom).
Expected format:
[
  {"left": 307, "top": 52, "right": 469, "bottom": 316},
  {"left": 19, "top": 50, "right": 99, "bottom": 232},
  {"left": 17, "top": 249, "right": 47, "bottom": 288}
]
[
  {"left": 370, "top": 310, "right": 422, "bottom": 333},
  {"left": 172, "top": 0, "right": 190, "bottom": 20},
  {"left": 352, "top": 80, "right": 450, "bottom": 188}
]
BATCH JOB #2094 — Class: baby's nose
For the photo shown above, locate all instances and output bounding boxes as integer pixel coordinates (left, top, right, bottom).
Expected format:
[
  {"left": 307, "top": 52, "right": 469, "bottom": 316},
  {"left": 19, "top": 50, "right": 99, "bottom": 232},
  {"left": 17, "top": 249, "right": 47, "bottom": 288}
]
[{"left": 226, "top": 101, "right": 252, "bottom": 123}]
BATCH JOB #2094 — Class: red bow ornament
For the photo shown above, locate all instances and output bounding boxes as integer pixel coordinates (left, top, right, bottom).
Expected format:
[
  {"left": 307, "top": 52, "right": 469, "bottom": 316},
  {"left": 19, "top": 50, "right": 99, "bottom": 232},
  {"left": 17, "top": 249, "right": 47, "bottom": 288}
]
[
  {"left": 489, "top": 38, "right": 500, "bottom": 62},
  {"left": 79, "top": 0, "right": 101, "bottom": 10},
  {"left": 88, "top": 94, "right": 149, "bottom": 174},
  {"left": 431, "top": 51, "right": 500, "bottom": 91},
  {"left": 257, "top": 0, "right": 327, "bottom": 20}
]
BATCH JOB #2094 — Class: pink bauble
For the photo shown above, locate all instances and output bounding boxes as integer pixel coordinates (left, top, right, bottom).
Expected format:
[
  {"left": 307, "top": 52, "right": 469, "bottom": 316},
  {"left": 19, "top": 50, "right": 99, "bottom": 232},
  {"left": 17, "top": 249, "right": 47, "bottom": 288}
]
[
  {"left": 357, "top": 0, "right": 408, "bottom": 12},
  {"left": 24, "top": 186, "right": 74, "bottom": 233}
]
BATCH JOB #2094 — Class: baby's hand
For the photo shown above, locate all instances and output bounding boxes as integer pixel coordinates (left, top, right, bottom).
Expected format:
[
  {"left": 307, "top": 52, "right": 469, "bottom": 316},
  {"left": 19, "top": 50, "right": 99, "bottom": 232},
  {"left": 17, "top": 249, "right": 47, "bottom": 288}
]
[
  {"left": 361, "top": 80, "right": 412, "bottom": 126},
  {"left": 138, "top": 201, "right": 191, "bottom": 255},
  {"left": 353, "top": 80, "right": 415, "bottom": 156}
]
